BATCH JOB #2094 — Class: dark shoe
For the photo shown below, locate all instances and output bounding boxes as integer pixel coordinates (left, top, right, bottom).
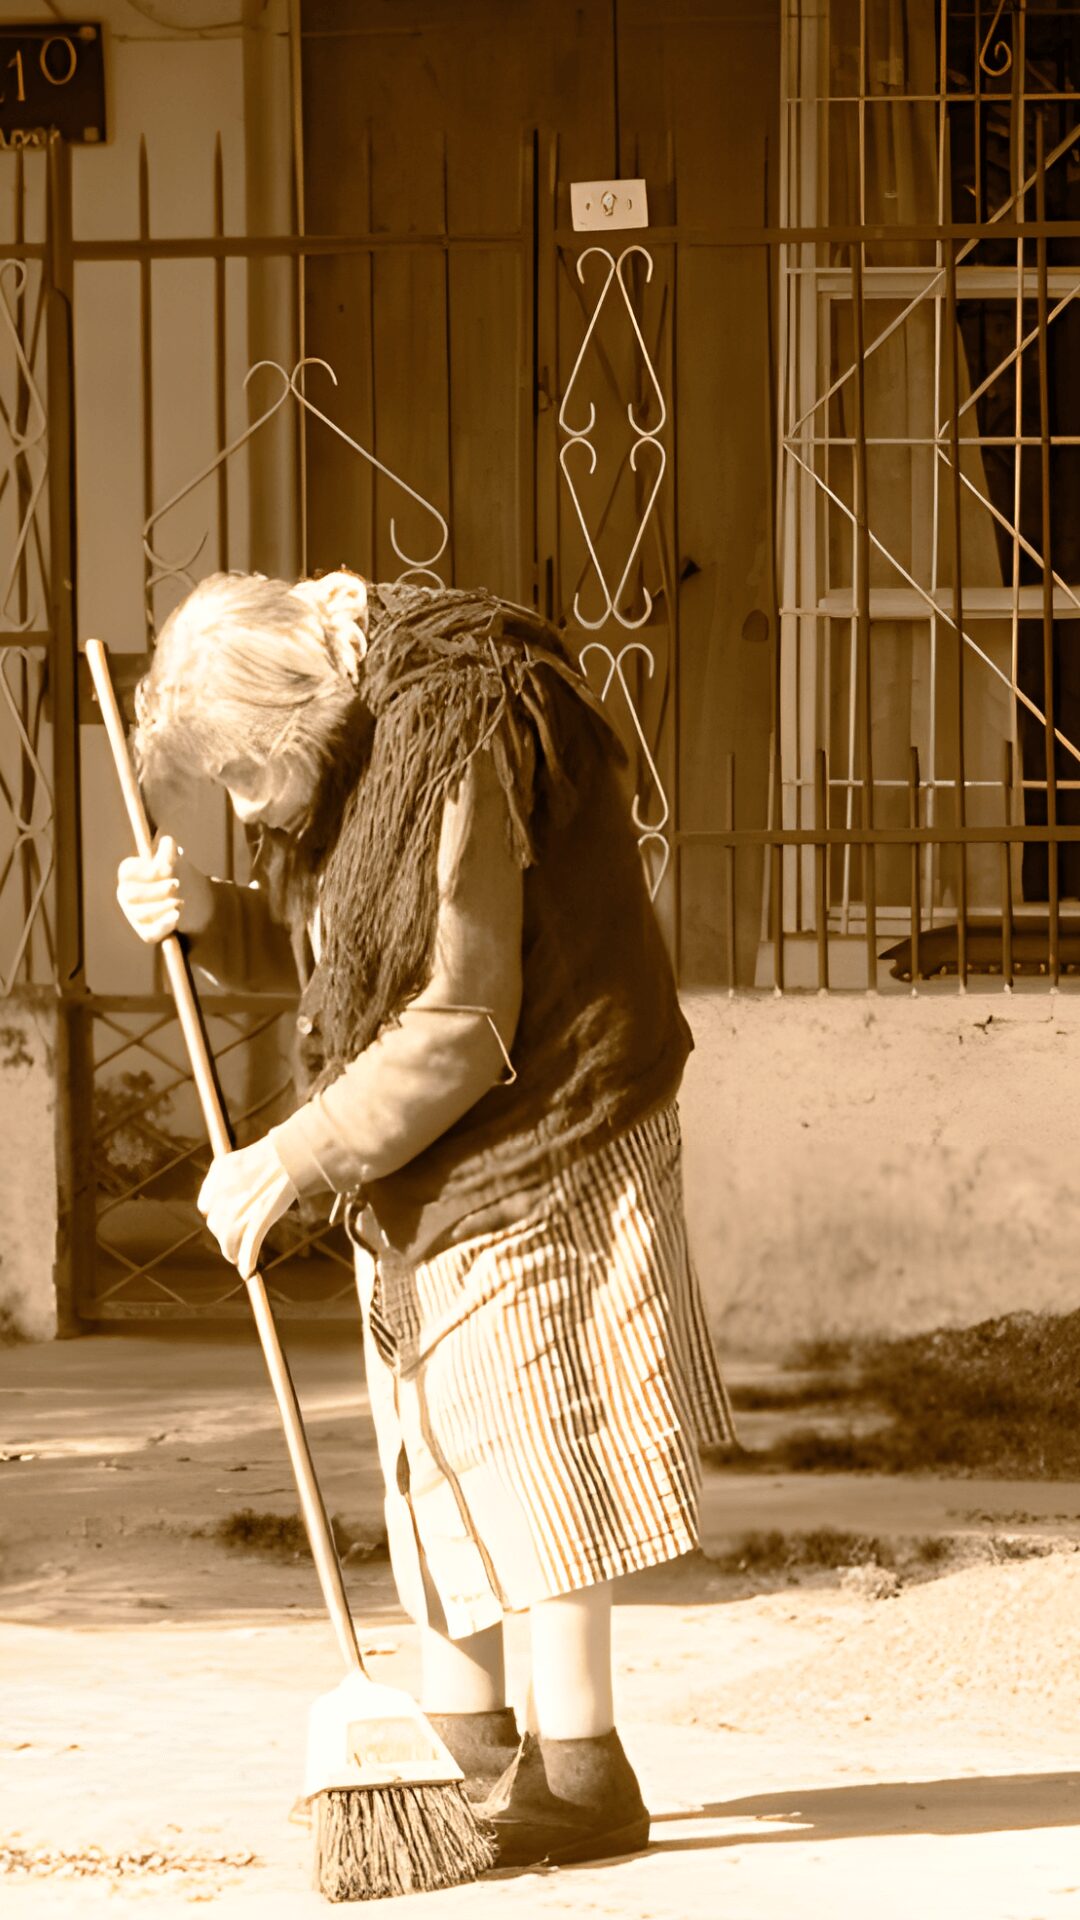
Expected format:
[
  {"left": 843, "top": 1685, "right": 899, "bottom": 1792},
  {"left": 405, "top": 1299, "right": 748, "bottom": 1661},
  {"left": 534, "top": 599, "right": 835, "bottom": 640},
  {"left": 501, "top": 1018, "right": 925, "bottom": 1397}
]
[
  {"left": 484, "top": 1729, "right": 650, "bottom": 1868},
  {"left": 426, "top": 1707, "right": 522, "bottom": 1805}
]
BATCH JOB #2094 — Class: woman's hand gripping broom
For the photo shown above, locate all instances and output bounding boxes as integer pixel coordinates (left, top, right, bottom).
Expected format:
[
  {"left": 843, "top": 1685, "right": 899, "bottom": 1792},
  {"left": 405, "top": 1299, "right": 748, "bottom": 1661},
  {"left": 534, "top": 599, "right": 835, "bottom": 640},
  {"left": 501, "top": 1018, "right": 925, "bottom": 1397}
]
[{"left": 86, "top": 639, "right": 495, "bottom": 1903}]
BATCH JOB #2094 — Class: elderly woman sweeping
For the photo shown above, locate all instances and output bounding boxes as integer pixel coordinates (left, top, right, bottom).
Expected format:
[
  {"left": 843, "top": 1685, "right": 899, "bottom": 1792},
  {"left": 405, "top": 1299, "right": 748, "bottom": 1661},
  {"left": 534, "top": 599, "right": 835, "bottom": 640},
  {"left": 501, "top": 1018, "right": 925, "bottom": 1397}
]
[{"left": 116, "top": 567, "right": 735, "bottom": 1868}]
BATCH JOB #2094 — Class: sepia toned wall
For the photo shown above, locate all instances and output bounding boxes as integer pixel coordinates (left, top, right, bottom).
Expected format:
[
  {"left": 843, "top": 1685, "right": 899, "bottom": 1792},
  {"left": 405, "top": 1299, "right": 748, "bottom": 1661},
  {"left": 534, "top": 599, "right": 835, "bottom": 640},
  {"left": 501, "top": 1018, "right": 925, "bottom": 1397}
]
[
  {"left": 0, "top": 995, "right": 58, "bottom": 1341},
  {"left": 9, "top": 982, "right": 1080, "bottom": 1350},
  {"left": 681, "top": 991, "right": 1080, "bottom": 1357}
]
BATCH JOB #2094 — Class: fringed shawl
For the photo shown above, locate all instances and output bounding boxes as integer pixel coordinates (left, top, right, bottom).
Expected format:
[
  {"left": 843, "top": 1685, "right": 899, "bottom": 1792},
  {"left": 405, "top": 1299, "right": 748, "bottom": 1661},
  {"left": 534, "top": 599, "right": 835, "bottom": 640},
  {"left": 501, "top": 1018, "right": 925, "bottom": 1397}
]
[{"left": 268, "top": 585, "right": 623, "bottom": 1090}]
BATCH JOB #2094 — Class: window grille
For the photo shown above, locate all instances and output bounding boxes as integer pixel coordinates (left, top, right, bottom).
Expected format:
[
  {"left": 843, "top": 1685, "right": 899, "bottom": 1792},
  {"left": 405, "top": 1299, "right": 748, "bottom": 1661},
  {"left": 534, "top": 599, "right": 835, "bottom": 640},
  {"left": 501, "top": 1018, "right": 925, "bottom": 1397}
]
[{"left": 776, "top": 0, "right": 1080, "bottom": 989}]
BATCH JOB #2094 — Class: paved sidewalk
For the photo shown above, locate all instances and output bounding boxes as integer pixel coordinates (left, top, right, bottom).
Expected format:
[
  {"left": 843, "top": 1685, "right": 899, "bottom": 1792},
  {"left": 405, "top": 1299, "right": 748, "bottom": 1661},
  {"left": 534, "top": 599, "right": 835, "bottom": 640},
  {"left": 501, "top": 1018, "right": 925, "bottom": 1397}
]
[
  {"left": 4, "top": 1327, "right": 1080, "bottom": 1918},
  {"left": 6, "top": 1326, "right": 1079, "bottom": 1603}
]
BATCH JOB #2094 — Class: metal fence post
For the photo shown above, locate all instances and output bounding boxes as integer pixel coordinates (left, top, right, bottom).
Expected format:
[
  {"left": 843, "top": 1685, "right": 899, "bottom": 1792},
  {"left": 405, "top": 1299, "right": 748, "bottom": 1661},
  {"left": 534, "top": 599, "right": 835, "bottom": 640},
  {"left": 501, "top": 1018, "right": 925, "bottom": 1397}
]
[{"left": 46, "top": 135, "right": 93, "bottom": 1335}]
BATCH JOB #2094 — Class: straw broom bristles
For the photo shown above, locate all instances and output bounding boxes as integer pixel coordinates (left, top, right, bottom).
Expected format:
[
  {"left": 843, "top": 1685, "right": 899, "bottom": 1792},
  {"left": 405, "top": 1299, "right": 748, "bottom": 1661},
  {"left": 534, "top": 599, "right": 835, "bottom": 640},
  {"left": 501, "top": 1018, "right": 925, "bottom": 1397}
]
[{"left": 314, "top": 1783, "right": 496, "bottom": 1901}]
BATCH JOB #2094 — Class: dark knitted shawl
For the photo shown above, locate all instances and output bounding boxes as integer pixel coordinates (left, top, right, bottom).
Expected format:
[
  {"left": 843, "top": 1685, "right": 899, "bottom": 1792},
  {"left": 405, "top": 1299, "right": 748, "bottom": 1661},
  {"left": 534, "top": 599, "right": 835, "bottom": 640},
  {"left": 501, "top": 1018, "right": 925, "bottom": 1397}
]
[{"left": 261, "top": 584, "right": 623, "bottom": 1093}]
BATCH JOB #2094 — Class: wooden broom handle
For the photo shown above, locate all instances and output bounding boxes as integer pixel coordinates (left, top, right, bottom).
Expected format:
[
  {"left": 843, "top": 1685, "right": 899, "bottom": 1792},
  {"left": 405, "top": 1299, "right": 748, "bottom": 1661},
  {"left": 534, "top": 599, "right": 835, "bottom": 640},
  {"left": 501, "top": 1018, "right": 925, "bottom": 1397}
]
[{"left": 85, "top": 639, "right": 364, "bottom": 1678}]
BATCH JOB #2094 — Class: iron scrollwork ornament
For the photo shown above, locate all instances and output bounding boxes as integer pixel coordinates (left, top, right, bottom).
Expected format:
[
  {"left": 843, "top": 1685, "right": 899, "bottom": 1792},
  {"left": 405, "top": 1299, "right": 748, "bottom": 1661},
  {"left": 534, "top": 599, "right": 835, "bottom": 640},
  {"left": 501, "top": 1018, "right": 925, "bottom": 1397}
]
[
  {"left": 580, "top": 641, "right": 671, "bottom": 902},
  {"left": 559, "top": 244, "right": 672, "bottom": 901},
  {"left": 979, "top": 0, "right": 1012, "bottom": 78},
  {"left": 558, "top": 245, "right": 667, "bottom": 631}
]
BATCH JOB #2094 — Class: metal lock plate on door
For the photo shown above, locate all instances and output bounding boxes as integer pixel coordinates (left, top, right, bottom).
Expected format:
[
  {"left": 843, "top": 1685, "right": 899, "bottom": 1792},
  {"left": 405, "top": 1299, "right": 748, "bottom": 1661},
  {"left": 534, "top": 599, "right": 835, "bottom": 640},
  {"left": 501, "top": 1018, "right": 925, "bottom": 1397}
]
[{"left": 570, "top": 178, "right": 649, "bottom": 232}]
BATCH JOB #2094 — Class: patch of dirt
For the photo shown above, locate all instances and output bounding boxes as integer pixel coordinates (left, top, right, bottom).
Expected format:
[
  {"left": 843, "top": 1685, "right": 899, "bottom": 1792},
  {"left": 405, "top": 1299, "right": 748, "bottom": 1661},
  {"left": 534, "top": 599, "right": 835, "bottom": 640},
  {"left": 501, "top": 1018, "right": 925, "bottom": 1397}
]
[
  {"left": 728, "top": 1376, "right": 860, "bottom": 1413},
  {"left": 707, "top": 1526, "right": 1073, "bottom": 1591},
  {"left": 203, "top": 1508, "right": 389, "bottom": 1565},
  {"left": 0, "top": 1845, "right": 259, "bottom": 1881},
  {"left": 713, "top": 1308, "right": 1080, "bottom": 1479}
]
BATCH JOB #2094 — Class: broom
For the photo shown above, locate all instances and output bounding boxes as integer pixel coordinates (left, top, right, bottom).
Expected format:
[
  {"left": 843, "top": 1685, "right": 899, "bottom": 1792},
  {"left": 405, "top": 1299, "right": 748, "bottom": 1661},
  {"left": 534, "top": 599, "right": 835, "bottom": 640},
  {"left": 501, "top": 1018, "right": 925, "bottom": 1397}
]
[{"left": 86, "top": 639, "right": 495, "bottom": 1902}]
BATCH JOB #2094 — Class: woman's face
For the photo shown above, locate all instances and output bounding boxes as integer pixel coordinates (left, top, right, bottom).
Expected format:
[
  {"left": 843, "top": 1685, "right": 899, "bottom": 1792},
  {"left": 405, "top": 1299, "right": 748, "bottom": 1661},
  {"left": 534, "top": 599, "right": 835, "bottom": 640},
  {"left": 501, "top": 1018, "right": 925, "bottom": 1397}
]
[{"left": 218, "top": 753, "right": 312, "bottom": 830}]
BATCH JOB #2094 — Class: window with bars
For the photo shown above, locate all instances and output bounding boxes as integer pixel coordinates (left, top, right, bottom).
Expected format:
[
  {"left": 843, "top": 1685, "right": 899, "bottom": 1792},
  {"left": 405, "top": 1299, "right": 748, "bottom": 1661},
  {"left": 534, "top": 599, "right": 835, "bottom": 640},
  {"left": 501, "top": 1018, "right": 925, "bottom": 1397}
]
[{"left": 775, "top": 0, "right": 1080, "bottom": 988}]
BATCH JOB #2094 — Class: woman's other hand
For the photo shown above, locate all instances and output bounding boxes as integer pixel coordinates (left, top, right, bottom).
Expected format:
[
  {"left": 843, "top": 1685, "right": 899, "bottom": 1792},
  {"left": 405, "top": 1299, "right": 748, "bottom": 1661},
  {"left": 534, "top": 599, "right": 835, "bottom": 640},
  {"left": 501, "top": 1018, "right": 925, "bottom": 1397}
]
[
  {"left": 197, "top": 1139, "right": 299, "bottom": 1278},
  {"left": 116, "top": 835, "right": 213, "bottom": 944}
]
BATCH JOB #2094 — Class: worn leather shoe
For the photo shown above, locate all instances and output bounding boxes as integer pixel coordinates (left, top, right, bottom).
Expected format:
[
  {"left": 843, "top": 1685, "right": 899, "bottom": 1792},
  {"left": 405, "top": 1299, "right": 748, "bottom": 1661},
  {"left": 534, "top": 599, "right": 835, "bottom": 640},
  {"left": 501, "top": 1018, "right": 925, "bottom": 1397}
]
[
  {"left": 426, "top": 1707, "right": 522, "bottom": 1805},
  {"left": 483, "top": 1729, "right": 650, "bottom": 1867}
]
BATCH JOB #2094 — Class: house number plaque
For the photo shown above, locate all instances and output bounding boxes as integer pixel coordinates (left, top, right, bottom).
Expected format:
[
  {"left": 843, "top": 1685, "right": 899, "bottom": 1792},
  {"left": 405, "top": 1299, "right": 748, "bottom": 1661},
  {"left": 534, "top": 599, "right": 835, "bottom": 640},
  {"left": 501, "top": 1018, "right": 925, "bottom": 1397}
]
[{"left": 0, "top": 23, "right": 106, "bottom": 149}]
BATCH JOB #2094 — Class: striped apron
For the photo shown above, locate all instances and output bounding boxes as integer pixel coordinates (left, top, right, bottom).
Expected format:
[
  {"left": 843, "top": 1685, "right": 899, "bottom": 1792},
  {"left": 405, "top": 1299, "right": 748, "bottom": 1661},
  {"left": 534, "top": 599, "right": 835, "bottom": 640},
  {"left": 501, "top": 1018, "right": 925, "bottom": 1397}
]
[{"left": 352, "top": 1102, "right": 736, "bottom": 1640}]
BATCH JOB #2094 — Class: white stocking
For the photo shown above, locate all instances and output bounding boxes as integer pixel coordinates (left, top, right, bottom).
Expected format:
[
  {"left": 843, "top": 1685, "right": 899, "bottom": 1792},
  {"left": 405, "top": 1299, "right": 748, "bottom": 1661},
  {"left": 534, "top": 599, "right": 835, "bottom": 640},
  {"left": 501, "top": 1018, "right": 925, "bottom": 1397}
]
[
  {"left": 525, "top": 1581, "right": 615, "bottom": 1740},
  {"left": 419, "top": 1621, "right": 507, "bottom": 1715}
]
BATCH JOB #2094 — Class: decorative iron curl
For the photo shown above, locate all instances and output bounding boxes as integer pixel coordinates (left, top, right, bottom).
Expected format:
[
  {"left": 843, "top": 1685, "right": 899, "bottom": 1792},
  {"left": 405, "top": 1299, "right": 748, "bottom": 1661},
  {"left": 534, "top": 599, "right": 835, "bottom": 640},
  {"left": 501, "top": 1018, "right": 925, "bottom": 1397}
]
[
  {"left": 142, "top": 360, "right": 293, "bottom": 598},
  {"left": 560, "top": 246, "right": 672, "bottom": 898},
  {"left": 979, "top": 0, "right": 1012, "bottom": 78},
  {"left": 290, "top": 358, "right": 449, "bottom": 583},
  {"left": 580, "top": 640, "right": 671, "bottom": 901},
  {"left": 142, "top": 356, "right": 451, "bottom": 612},
  {"left": 557, "top": 245, "right": 668, "bottom": 630}
]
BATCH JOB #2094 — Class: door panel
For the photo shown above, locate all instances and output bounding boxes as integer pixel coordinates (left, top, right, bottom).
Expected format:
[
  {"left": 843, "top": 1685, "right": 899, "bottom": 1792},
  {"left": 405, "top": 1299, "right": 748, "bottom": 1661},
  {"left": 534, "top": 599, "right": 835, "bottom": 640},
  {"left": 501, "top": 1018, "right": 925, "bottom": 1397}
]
[
  {"left": 301, "top": 0, "right": 618, "bottom": 600},
  {"left": 300, "top": 0, "right": 780, "bottom": 984}
]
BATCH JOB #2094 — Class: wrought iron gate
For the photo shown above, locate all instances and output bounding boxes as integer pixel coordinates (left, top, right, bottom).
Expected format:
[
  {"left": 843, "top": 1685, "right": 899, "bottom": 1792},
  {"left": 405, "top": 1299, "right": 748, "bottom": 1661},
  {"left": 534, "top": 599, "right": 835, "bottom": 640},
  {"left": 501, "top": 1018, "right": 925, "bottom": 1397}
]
[
  {"left": 0, "top": 97, "right": 682, "bottom": 1322},
  {"left": 11, "top": 0, "right": 1077, "bottom": 1323},
  {"left": 0, "top": 142, "right": 91, "bottom": 1333}
]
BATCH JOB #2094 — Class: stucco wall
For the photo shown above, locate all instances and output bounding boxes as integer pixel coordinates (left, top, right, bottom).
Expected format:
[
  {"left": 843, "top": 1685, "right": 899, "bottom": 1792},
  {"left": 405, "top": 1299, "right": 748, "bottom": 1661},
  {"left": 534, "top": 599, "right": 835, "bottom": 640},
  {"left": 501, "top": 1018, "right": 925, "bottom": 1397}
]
[
  {"left": 0, "top": 993, "right": 58, "bottom": 1342},
  {"left": 10, "top": 974, "right": 1080, "bottom": 1350},
  {"left": 680, "top": 988, "right": 1080, "bottom": 1358}
]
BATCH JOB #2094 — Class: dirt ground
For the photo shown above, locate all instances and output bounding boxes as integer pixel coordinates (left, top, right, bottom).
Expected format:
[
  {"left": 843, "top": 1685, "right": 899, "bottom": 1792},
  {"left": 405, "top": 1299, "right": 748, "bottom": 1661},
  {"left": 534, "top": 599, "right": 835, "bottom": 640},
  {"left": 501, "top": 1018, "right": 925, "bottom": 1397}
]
[{"left": 5, "top": 1326, "right": 1080, "bottom": 1919}]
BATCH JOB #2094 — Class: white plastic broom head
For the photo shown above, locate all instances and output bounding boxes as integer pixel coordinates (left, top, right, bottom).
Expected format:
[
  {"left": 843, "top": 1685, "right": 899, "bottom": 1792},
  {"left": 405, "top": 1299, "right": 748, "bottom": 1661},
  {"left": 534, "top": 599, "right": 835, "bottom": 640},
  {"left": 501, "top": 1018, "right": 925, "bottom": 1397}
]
[{"left": 304, "top": 1672, "right": 465, "bottom": 1801}]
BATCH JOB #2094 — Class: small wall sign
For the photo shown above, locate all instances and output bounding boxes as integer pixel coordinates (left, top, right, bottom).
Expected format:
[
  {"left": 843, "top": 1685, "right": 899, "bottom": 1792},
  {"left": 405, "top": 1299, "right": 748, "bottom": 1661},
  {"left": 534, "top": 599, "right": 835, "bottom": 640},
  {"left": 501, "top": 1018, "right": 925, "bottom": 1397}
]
[
  {"left": 0, "top": 22, "right": 105, "bottom": 149},
  {"left": 570, "top": 179, "right": 649, "bottom": 232}
]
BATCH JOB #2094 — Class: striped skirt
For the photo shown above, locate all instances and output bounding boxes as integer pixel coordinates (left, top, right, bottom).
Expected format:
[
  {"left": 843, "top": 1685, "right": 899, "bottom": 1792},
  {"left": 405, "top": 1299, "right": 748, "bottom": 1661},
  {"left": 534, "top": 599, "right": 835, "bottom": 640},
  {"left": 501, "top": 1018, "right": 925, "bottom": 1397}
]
[{"left": 353, "top": 1102, "right": 736, "bottom": 1640}]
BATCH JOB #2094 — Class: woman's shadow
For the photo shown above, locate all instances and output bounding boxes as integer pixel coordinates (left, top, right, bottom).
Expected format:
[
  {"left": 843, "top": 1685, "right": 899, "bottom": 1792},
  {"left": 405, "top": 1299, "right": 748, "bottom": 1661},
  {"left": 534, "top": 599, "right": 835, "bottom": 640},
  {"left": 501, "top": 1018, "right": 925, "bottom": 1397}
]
[{"left": 645, "top": 1772, "right": 1080, "bottom": 1854}]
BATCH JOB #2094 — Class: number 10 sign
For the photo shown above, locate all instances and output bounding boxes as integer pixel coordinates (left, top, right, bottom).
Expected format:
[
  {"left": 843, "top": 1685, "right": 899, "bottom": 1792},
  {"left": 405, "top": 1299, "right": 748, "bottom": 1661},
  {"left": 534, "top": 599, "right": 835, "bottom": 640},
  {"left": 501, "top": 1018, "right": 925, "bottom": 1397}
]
[{"left": 0, "top": 22, "right": 106, "bottom": 150}]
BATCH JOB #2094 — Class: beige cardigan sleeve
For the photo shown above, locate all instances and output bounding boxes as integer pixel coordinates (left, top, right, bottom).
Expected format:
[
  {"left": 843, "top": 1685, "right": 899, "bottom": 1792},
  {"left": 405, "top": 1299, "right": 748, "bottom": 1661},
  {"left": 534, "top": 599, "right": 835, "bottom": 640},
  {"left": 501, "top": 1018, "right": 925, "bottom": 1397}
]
[{"left": 267, "top": 749, "right": 524, "bottom": 1198}]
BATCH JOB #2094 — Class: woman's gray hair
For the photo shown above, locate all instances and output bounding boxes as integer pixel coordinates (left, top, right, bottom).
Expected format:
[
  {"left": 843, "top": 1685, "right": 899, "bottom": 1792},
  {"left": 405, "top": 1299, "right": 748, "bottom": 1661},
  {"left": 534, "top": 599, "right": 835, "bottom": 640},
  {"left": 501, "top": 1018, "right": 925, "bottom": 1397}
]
[{"left": 134, "top": 569, "right": 368, "bottom": 795}]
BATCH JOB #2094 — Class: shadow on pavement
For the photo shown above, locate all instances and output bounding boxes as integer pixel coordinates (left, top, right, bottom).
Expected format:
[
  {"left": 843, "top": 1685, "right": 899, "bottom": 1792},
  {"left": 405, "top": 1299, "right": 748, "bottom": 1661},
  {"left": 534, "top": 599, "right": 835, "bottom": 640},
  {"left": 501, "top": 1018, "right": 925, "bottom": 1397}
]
[{"left": 647, "top": 1772, "right": 1080, "bottom": 1849}]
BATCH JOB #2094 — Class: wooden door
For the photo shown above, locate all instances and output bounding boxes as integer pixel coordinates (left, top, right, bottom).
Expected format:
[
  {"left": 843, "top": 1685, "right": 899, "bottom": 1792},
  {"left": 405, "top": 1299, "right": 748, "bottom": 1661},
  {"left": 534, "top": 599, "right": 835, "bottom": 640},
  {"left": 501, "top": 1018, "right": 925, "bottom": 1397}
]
[{"left": 300, "top": 0, "right": 779, "bottom": 984}]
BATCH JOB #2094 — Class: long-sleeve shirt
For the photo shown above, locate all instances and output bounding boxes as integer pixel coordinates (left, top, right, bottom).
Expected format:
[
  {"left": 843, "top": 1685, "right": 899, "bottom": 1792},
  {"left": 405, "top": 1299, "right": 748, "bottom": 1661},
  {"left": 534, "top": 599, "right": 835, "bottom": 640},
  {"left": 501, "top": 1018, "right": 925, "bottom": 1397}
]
[{"left": 187, "top": 752, "right": 524, "bottom": 1200}]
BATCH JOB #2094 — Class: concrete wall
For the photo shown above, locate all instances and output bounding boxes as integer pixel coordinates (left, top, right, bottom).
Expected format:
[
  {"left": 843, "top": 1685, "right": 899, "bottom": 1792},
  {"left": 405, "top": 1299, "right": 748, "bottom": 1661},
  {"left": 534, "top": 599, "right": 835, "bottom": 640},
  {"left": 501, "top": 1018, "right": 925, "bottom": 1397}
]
[
  {"left": 0, "top": 993, "right": 58, "bottom": 1341},
  {"left": 11, "top": 970, "right": 1080, "bottom": 1352},
  {"left": 680, "top": 988, "right": 1080, "bottom": 1358}
]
